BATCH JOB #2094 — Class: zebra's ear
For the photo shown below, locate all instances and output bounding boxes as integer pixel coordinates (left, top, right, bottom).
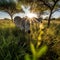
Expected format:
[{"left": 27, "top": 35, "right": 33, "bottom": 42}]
[{"left": 14, "top": 16, "right": 22, "bottom": 27}]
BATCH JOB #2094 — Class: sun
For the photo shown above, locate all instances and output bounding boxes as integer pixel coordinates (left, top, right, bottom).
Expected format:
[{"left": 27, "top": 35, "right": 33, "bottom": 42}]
[
  {"left": 21, "top": 5, "right": 38, "bottom": 18},
  {"left": 26, "top": 12, "right": 38, "bottom": 18}
]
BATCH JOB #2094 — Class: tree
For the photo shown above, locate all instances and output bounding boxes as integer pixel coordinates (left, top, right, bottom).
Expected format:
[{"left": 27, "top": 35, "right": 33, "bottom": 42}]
[
  {"left": 18, "top": 0, "right": 60, "bottom": 27},
  {"left": 0, "top": 0, "right": 60, "bottom": 27},
  {"left": 0, "top": 0, "right": 22, "bottom": 20},
  {"left": 37, "top": 0, "right": 60, "bottom": 27}
]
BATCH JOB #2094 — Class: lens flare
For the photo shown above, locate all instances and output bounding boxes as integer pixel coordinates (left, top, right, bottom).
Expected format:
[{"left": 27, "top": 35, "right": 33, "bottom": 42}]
[
  {"left": 26, "top": 12, "right": 37, "bottom": 18},
  {"left": 21, "top": 5, "right": 38, "bottom": 18}
]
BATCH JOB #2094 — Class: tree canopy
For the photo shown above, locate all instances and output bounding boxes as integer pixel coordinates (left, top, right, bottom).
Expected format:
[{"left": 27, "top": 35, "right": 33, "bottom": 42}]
[{"left": 0, "top": 0, "right": 22, "bottom": 20}]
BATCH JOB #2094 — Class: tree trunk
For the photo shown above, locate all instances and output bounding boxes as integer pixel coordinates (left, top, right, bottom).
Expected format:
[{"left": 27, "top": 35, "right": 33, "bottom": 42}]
[
  {"left": 10, "top": 15, "right": 13, "bottom": 21},
  {"left": 4, "top": 10, "right": 13, "bottom": 21},
  {"left": 47, "top": 10, "right": 52, "bottom": 28}
]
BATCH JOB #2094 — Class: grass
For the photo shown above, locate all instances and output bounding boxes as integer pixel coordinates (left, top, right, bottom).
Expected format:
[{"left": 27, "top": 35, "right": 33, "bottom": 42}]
[
  {"left": 0, "top": 20, "right": 29, "bottom": 60},
  {"left": 0, "top": 20, "right": 60, "bottom": 60},
  {"left": 42, "top": 22, "right": 60, "bottom": 60}
]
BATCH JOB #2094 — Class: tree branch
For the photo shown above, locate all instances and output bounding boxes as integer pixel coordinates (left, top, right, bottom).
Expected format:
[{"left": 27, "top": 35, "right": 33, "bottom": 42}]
[
  {"left": 52, "top": 8, "right": 60, "bottom": 13},
  {"left": 51, "top": 0, "right": 60, "bottom": 10},
  {"left": 38, "top": 0, "right": 51, "bottom": 9}
]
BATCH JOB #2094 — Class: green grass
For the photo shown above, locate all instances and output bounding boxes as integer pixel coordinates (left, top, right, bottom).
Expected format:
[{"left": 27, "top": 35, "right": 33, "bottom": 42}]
[
  {"left": 42, "top": 22, "right": 60, "bottom": 60},
  {"left": 0, "top": 20, "right": 29, "bottom": 60},
  {"left": 0, "top": 20, "right": 60, "bottom": 60}
]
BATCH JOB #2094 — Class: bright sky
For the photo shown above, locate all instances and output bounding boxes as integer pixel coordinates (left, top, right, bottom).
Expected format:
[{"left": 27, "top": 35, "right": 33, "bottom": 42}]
[
  {"left": 0, "top": 0, "right": 60, "bottom": 19},
  {"left": 52, "top": 11, "right": 60, "bottom": 18},
  {"left": 0, "top": 5, "right": 60, "bottom": 19},
  {"left": 42, "top": 10, "right": 60, "bottom": 19},
  {"left": 17, "top": 5, "right": 38, "bottom": 18},
  {"left": 0, "top": 12, "right": 11, "bottom": 19},
  {"left": 0, "top": 11, "right": 60, "bottom": 19}
]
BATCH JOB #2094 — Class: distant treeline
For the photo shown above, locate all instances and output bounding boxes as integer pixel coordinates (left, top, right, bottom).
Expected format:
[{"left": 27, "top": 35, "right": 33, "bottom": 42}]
[
  {"left": 44, "top": 17, "right": 60, "bottom": 21},
  {"left": 0, "top": 18, "right": 11, "bottom": 20}
]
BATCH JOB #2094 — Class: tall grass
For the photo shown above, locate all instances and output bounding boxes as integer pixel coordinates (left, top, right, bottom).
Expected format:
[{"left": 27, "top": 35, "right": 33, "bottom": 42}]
[
  {"left": 0, "top": 20, "right": 29, "bottom": 60},
  {"left": 0, "top": 20, "right": 60, "bottom": 60}
]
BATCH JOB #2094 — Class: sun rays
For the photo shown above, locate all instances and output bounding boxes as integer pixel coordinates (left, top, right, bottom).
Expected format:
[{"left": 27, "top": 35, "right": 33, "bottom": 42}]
[{"left": 21, "top": 5, "right": 38, "bottom": 19}]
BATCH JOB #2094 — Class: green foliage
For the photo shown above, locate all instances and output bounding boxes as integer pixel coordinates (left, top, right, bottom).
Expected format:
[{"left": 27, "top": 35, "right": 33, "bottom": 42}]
[
  {"left": 0, "top": 0, "right": 17, "bottom": 10},
  {"left": 42, "top": 23, "right": 60, "bottom": 60},
  {"left": 24, "top": 54, "right": 31, "bottom": 60},
  {"left": 25, "top": 42, "right": 48, "bottom": 60},
  {"left": 25, "top": 22, "right": 48, "bottom": 60},
  {"left": 30, "top": 22, "right": 44, "bottom": 47},
  {"left": 30, "top": 43, "right": 36, "bottom": 57},
  {"left": 0, "top": 20, "right": 29, "bottom": 60},
  {"left": 37, "top": 45, "right": 48, "bottom": 58},
  {"left": 0, "top": 20, "right": 60, "bottom": 60}
]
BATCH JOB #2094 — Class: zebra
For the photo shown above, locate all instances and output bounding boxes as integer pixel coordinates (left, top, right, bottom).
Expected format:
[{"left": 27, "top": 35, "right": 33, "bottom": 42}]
[{"left": 14, "top": 16, "right": 30, "bottom": 32}]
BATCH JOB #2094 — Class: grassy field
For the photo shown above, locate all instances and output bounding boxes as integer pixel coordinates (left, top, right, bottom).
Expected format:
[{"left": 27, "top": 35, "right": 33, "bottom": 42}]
[{"left": 0, "top": 20, "right": 60, "bottom": 60}]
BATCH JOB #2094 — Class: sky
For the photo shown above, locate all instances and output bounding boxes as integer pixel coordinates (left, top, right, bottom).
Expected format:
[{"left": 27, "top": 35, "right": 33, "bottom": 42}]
[
  {"left": 0, "top": 0, "right": 60, "bottom": 19},
  {"left": 14, "top": 5, "right": 37, "bottom": 18},
  {"left": 0, "top": 5, "right": 38, "bottom": 19},
  {"left": 42, "top": 12, "right": 60, "bottom": 19},
  {"left": 0, "top": 5, "right": 60, "bottom": 19},
  {"left": 0, "top": 11, "right": 60, "bottom": 19},
  {"left": 0, "top": 12, "right": 11, "bottom": 19}
]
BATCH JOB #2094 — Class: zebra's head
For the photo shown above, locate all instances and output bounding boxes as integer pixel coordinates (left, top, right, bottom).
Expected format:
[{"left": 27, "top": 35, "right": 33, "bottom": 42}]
[{"left": 14, "top": 16, "right": 30, "bottom": 32}]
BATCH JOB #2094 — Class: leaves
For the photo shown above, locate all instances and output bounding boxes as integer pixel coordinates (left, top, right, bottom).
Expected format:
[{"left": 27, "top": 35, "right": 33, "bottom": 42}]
[
  {"left": 37, "top": 45, "right": 48, "bottom": 58},
  {"left": 24, "top": 54, "right": 31, "bottom": 60},
  {"left": 30, "top": 42, "right": 36, "bottom": 56}
]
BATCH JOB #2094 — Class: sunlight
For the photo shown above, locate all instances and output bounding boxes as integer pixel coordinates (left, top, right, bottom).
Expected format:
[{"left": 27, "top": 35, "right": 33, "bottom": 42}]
[
  {"left": 26, "top": 12, "right": 37, "bottom": 18},
  {"left": 21, "top": 5, "right": 38, "bottom": 18}
]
